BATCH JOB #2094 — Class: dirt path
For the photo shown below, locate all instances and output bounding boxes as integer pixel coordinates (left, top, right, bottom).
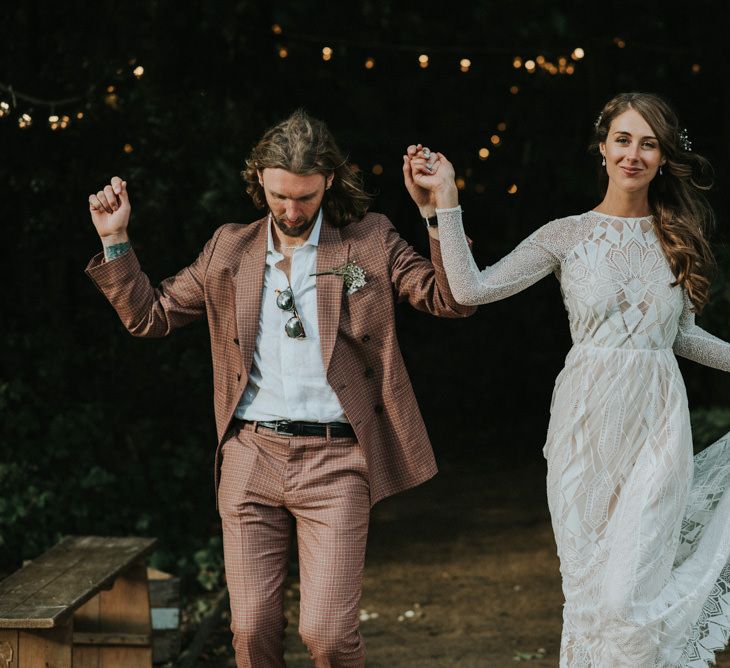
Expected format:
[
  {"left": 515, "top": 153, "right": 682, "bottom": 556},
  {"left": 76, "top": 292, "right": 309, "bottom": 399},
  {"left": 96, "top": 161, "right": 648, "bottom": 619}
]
[{"left": 195, "top": 443, "right": 730, "bottom": 667}]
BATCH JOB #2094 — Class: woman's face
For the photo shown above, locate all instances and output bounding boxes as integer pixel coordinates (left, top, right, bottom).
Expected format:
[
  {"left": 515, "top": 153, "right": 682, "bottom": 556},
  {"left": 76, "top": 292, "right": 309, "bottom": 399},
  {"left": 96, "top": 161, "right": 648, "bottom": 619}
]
[{"left": 600, "top": 108, "right": 666, "bottom": 194}]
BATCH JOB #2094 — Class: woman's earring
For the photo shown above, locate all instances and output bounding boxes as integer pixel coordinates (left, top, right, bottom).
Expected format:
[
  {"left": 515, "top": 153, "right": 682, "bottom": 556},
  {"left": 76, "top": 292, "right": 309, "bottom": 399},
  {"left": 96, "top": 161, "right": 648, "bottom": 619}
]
[
  {"left": 659, "top": 165, "right": 664, "bottom": 176},
  {"left": 601, "top": 156, "right": 606, "bottom": 167}
]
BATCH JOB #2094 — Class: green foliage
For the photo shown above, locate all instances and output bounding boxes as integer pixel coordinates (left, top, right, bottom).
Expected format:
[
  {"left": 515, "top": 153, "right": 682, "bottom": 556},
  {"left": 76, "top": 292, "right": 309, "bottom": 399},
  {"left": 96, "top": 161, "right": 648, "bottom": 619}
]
[
  {"left": 193, "top": 536, "right": 226, "bottom": 592},
  {"left": 691, "top": 407, "right": 730, "bottom": 454}
]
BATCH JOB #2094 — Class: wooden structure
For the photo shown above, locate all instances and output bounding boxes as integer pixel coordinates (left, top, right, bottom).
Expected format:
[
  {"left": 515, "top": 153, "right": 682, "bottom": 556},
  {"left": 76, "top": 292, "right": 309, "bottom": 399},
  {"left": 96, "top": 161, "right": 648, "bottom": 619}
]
[
  {"left": 147, "top": 568, "right": 181, "bottom": 663},
  {"left": 0, "top": 535, "right": 157, "bottom": 668}
]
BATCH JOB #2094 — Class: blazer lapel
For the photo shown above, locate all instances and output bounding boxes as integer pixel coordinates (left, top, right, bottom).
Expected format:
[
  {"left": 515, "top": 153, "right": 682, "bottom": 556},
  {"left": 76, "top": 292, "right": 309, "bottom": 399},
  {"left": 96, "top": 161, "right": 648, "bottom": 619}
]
[
  {"left": 316, "top": 220, "right": 349, "bottom": 373},
  {"left": 235, "top": 218, "right": 269, "bottom": 376}
]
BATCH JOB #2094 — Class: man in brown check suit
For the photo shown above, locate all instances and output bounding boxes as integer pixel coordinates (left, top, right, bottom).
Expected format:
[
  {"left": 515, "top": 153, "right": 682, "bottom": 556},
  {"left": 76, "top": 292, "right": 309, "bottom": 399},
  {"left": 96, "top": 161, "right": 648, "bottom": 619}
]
[{"left": 86, "top": 110, "right": 474, "bottom": 667}]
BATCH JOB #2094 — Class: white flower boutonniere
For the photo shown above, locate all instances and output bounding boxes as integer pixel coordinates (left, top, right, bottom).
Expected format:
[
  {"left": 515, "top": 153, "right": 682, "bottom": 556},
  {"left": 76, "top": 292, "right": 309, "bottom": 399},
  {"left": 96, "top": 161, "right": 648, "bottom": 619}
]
[{"left": 311, "top": 260, "right": 367, "bottom": 295}]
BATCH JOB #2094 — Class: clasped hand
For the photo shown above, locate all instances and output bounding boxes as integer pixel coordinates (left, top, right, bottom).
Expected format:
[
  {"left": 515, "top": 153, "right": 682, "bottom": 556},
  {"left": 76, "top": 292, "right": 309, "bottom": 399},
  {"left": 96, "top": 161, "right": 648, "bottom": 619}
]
[{"left": 402, "top": 144, "right": 459, "bottom": 216}]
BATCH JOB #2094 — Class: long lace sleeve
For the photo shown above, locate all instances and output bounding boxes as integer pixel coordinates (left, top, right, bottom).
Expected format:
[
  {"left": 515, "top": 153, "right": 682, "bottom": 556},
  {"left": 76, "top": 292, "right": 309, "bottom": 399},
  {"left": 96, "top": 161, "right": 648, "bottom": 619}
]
[
  {"left": 436, "top": 205, "right": 562, "bottom": 306},
  {"left": 673, "top": 289, "right": 730, "bottom": 372}
]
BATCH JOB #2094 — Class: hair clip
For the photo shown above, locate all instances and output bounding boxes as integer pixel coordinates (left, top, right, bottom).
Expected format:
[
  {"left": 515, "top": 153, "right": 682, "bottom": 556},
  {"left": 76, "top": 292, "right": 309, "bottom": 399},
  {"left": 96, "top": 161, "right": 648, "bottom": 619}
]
[
  {"left": 593, "top": 112, "right": 603, "bottom": 130},
  {"left": 678, "top": 128, "right": 692, "bottom": 152}
]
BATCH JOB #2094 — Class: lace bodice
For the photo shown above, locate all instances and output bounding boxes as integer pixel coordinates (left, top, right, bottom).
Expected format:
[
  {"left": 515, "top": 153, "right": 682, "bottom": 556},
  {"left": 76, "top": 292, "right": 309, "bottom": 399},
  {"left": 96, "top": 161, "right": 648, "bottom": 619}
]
[{"left": 436, "top": 207, "right": 730, "bottom": 371}]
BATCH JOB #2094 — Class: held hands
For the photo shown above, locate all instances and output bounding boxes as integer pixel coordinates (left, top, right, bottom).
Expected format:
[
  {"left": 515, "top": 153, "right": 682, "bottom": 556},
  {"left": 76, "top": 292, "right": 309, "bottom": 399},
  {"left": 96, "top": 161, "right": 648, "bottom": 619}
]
[
  {"left": 88, "top": 176, "right": 131, "bottom": 244},
  {"left": 402, "top": 144, "right": 459, "bottom": 212}
]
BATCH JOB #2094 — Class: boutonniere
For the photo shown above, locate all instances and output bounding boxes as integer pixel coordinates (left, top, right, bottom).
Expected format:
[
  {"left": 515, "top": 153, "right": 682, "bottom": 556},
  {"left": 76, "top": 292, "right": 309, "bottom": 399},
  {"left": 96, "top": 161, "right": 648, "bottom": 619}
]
[{"left": 311, "top": 260, "right": 367, "bottom": 295}]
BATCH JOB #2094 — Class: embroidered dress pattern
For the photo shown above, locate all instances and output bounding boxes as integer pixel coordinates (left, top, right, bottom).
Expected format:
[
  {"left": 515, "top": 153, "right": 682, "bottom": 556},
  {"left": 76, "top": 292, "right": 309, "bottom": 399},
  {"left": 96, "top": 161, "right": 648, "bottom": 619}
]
[{"left": 437, "top": 207, "right": 730, "bottom": 667}]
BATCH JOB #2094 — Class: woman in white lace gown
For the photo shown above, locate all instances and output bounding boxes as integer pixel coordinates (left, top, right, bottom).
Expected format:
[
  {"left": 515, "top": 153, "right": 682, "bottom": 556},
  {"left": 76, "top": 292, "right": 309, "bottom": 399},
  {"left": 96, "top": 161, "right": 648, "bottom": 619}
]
[{"left": 405, "top": 92, "right": 730, "bottom": 666}]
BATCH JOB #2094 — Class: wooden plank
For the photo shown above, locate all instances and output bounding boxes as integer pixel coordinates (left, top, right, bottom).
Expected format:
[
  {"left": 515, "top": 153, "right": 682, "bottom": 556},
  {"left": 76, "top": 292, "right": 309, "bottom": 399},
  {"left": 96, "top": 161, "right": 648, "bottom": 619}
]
[
  {"left": 146, "top": 568, "right": 179, "bottom": 608},
  {"left": 151, "top": 630, "right": 181, "bottom": 664},
  {"left": 0, "top": 537, "right": 157, "bottom": 628},
  {"left": 73, "top": 633, "right": 150, "bottom": 646},
  {"left": 99, "top": 560, "right": 152, "bottom": 668},
  {"left": 0, "top": 630, "right": 18, "bottom": 668},
  {"left": 18, "top": 621, "right": 72, "bottom": 668},
  {"left": 73, "top": 595, "right": 101, "bottom": 668}
]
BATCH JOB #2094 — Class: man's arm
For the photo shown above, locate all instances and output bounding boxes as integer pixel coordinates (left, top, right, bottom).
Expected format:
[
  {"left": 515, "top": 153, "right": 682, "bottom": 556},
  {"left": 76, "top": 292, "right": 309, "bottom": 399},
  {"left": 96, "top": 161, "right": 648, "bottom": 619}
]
[
  {"left": 379, "top": 216, "right": 476, "bottom": 318},
  {"left": 85, "top": 176, "right": 221, "bottom": 336},
  {"left": 390, "top": 146, "right": 474, "bottom": 317}
]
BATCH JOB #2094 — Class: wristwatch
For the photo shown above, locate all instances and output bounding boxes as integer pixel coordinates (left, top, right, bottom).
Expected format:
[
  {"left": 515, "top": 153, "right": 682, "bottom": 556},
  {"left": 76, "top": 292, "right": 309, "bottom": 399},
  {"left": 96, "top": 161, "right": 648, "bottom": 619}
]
[{"left": 424, "top": 214, "right": 438, "bottom": 228}]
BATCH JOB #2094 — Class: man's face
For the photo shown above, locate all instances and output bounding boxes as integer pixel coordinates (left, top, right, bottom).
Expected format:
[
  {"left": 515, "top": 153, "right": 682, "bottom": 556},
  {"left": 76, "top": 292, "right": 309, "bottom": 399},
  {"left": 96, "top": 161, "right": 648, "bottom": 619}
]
[{"left": 258, "top": 168, "right": 332, "bottom": 238}]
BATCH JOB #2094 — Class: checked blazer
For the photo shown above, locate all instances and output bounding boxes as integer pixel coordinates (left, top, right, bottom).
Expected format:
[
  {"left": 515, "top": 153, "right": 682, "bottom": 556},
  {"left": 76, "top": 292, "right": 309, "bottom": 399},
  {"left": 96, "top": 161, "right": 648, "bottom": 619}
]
[{"left": 86, "top": 212, "right": 475, "bottom": 505}]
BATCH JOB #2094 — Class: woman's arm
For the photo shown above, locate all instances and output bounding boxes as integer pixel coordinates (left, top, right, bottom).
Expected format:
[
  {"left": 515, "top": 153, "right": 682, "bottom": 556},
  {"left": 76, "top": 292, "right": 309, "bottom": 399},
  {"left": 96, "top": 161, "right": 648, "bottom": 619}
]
[
  {"left": 435, "top": 206, "right": 560, "bottom": 306},
  {"left": 673, "top": 290, "right": 730, "bottom": 372},
  {"left": 407, "top": 150, "right": 562, "bottom": 306}
]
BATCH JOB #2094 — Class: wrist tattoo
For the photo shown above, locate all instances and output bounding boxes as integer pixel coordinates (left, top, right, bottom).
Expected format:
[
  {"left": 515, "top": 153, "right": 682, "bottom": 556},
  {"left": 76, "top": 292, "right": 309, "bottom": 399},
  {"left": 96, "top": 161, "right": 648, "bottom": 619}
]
[{"left": 104, "top": 242, "right": 131, "bottom": 261}]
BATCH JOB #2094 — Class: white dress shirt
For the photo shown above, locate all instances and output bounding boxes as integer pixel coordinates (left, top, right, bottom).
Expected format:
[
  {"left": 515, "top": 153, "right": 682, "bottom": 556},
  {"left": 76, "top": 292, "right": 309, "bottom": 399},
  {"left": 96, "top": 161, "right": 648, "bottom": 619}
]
[{"left": 234, "top": 210, "right": 348, "bottom": 423}]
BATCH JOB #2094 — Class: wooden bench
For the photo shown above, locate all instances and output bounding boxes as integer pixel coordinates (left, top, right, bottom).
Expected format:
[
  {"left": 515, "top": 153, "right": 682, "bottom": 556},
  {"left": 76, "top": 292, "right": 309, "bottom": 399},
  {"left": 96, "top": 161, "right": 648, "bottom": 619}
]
[{"left": 0, "top": 535, "right": 157, "bottom": 668}]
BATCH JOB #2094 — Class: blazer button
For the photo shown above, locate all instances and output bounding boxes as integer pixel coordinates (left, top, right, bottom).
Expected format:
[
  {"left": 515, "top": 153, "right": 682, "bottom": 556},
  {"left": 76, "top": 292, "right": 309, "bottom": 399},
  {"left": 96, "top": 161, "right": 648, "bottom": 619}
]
[
  {"left": 374, "top": 404, "right": 383, "bottom": 414},
  {"left": 361, "top": 334, "right": 370, "bottom": 343},
  {"left": 364, "top": 367, "right": 375, "bottom": 378},
  {"left": 233, "top": 338, "right": 239, "bottom": 345}
]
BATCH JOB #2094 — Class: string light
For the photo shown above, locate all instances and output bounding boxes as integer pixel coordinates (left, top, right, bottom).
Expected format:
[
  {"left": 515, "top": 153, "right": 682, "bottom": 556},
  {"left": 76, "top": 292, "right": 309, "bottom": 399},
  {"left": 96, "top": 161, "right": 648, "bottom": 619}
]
[
  {"left": 478, "top": 147, "right": 490, "bottom": 159},
  {"left": 322, "top": 46, "right": 333, "bottom": 61},
  {"left": 272, "top": 24, "right": 282, "bottom": 35},
  {"left": 507, "top": 184, "right": 518, "bottom": 194},
  {"left": 106, "top": 85, "right": 115, "bottom": 93},
  {"left": 133, "top": 65, "right": 144, "bottom": 79},
  {"left": 460, "top": 58, "right": 471, "bottom": 73},
  {"left": 536, "top": 55, "right": 546, "bottom": 65},
  {"left": 455, "top": 177, "right": 466, "bottom": 190},
  {"left": 490, "top": 134, "right": 501, "bottom": 146},
  {"left": 571, "top": 47, "right": 585, "bottom": 60},
  {"left": 510, "top": 85, "right": 520, "bottom": 94},
  {"left": 613, "top": 38, "right": 626, "bottom": 49},
  {"left": 18, "top": 113, "right": 32, "bottom": 129},
  {"left": 524, "top": 59, "right": 536, "bottom": 73},
  {"left": 278, "top": 47, "right": 289, "bottom": 59},
  {"left": 76, "top": 111, "right": 84, "bottom": 120},
  {"left": 513, "top": 57, "right": 523, "bottom": 69},
  {"left": 123, "top": 143, "right": 134, "bottom": 154},
  {"left": 48, "top": 114, "right": 60, "bottom": 130},
  {"left": 364, "top": 57, "right": 375, "bottom": 69},
  {"left": 497, "top": 122, "right": 507, "bottom": 131},
  {"left": 418, "top": 54, "right": 429, "bottom": 69},
  {"left": 0, "top": 101, "right": 9, "bottom": 117},
  {"left": 691, "top": 63, "right": 701, "bottom": 73},
  {"left": 372, "top": 164, "right": 383, "bottom": 175}
]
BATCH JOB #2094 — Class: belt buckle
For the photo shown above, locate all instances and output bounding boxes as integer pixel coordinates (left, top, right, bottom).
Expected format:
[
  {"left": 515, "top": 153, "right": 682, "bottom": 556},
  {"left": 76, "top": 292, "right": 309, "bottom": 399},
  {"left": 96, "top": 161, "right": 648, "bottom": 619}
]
[{"left": 274, "top": 420, "right": 295, "bottom": 436}]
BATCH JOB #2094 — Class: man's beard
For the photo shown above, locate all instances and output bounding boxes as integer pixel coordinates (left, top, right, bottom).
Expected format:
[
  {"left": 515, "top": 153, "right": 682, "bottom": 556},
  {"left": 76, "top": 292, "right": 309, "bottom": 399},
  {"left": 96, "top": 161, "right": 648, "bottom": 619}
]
[{"left": 271, "top": 208, "right": 319, "bottom": 238}]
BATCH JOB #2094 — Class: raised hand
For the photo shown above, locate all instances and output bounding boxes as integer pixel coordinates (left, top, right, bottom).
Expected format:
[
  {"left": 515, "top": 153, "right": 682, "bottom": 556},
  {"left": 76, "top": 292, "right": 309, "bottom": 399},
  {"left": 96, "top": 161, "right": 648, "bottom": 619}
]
[
  {"left": 403, "top": 143, "right": 439, "bottom": 216},
  {"left": 409, "top": 149, "right": 458, "bottom": 209},
  {"left": 88, "top": 176, "right": 131, "bottom": 243}
]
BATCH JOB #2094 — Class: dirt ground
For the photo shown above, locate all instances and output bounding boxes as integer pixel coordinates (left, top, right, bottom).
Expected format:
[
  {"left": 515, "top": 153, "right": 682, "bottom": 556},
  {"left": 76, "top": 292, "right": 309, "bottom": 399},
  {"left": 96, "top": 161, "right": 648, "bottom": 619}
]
[{"left": 192, "top": 443, "right": 730, "bottom": 667}]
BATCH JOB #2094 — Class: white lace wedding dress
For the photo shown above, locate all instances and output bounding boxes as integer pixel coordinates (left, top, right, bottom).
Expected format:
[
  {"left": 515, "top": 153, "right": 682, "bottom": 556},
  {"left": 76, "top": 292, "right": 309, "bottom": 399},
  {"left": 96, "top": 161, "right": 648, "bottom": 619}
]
[{"left": 436, "top": 207, "right": 730, "bottom": 667}]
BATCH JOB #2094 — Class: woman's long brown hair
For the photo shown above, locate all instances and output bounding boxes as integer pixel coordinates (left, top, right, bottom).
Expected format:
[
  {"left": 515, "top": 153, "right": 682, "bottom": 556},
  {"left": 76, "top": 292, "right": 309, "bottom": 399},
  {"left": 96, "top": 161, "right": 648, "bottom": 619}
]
[{"left": 590, "top": 92, "right": 716, "bottom": 312}]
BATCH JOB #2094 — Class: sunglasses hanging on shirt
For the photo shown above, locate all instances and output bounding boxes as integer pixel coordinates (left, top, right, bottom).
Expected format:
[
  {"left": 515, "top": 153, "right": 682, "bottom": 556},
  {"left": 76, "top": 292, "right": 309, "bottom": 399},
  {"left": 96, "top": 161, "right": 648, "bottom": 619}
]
[{"left": 275, "top": 286, "right": 306, "bottom": 339}]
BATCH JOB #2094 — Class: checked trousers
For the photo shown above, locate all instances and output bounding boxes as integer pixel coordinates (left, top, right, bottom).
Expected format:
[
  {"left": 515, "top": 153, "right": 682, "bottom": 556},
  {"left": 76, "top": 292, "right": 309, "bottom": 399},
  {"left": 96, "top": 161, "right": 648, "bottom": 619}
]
[{"left": 217, "top": 421, "right": 370, "bottom": 667}]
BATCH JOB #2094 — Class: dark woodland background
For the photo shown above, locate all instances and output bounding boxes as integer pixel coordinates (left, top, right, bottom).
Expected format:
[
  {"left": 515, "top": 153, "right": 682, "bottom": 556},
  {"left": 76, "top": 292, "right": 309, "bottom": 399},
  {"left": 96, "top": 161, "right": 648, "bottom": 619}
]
[{"left": 1, "top": 1, "right": 728, "bottom": 592}]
